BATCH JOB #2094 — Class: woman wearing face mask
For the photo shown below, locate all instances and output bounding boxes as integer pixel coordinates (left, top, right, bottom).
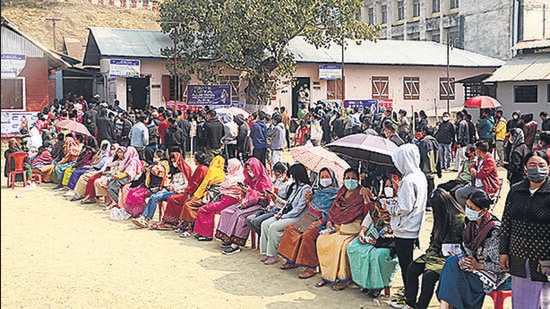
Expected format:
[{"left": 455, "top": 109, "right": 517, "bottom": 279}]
[
  {"left": 438, "top": 190, "right": 509, "bottom": 309},
  {"left": 500, "top": 150, "right": 550, "bottom": 309},
  {"left": 347, "top": 176, "right": 400, "bottom": 298},
  {"left": 132, "top": 152, "right": 192, "bottom": 228},
  {"left": 276, "top": 167, "right": 339, "bottom": 277},
  {"left": 315, "top": 168, "right": 375, "bottom": 290},
  {"left": 501, "top": 128, "right": 530, "bottom": 185}
]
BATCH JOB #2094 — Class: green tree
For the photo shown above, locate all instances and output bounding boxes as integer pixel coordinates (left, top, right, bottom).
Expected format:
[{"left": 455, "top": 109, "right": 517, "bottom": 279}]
[{"left": 159, "top": 0, "right": 379, "bottom": 105}]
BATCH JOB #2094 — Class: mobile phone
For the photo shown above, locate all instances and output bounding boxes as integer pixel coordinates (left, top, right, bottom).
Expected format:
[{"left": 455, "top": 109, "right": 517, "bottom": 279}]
[{"left": 237, "top": 182, "right": 245, "bottom": 187}]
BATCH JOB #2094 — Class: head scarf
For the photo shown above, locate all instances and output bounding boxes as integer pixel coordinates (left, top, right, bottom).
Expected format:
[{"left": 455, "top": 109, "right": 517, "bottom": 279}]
[
  {"left": 121, "top": 146, "right": 143, "bottom": 180},
  {"left": 220, "top": 158, "right": 245, "bottom": 198},
  {"left": 193, "top": 155, "right": 226, "bottom": 198},
  {"left": 8, "top": 138, "right": 20, "bottom": 151},
  {"left": 510, "top": 127, "right": 525, "bottom": 151},
  {"left": 244, "top": 157, "right": 273, "bottom": 193},
  {"left": 310, "top": 167, "right": 339, "bottom": 214},
  {"left": 170, "top": 152, "right": 192, "bottom": 181},
  {"left": 328, "top": 185, "right": 368, "bottom": 225},
  {"left": 63, "top": 136, "right": 81, "bottom": 157},
  {"left": 92, "top": 140, "right": 111, "bottom": 164},
  {"left": 463, "top": 212, "right": 500, "bottom": 252}
]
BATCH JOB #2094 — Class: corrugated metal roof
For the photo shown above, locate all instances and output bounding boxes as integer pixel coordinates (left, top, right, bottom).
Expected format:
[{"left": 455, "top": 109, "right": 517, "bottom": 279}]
[
  {"left": 483, "top": 53, "right": 550, "bottom": 82},
  {"left": 512, "top": 39, "right": 550, "bottom": 51},
  {"left": 89, "top": 27, "right": 172, "bottom": 59}
]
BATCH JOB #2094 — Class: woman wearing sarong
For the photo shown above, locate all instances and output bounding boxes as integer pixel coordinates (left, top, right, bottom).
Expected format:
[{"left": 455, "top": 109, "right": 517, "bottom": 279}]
[
  {"left": 131, "top": 152, "right": 192, "bottom": 228},
  {"left": 78, "top": 145, "right": 123, "bottom": 204},
  {"left": 66, "top": 140, "right": 111, "bottom": 201},
  {"left": 51, "top": 135, "right": 82, "bottom": 188},
  {"left": 61, "top": 136, "right": 98, "bottom": 188},
  {"left": 277, "top": 167, "right": 338, "bottom": 275},
  {"left": 30, "top": 142, "right": 53, "bottom": 182},
  {"left": 157, "top": 152, "right": 209, "bottom": 229},
  {"left": 315, "top": 168, "right": 374, "bottom": 290},
  {"left": 193, "top": 158, "right": 244, "bottom": 241},
  {"left": 177, "top": 155, "right": 225, "bottom": 237},
  {"left": 102, "top": 146, "right": 142, "bottom": 210},
  {"left": 216, "top": 157, "right": 273, "bottom": 255},
  {"left": 123, "top": 149, "right": 170, "bottom": 217},
  {"left": 347, "top": 177, "right": 400, "bottom": 298},
  {"left": 438, "top": 190, "right": 509, "bottom": 309}
]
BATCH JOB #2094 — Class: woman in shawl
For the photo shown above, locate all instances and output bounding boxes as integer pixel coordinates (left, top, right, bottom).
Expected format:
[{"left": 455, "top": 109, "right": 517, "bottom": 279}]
[
  {"left": 216, "top": 157, "right": 273, "bottom": 255},
  {"left": 315, "top": 168, "right": 374, "bottom": 291},
  {"left": 155, "top": 152, "right": 209, "bottom": 229},
  {"left": 30, "top": 142, "right": 53, "bottom": 181},
  {"left": 51, "top": 135, "right": 82, "bottom": 187},
  {"left": 4, "top": 138, "right": 23, "bottom": 177},
  {"left": 501, "top": 127, "right": 530, "bottom": 185},
  {"left": 103, "top": 146, "right": 143, "bottom": 210},
  {"left": 193, "top": 158, "right": 245, "bottom": 241},
  {"left": 438, "top": 190, "right": 509, "bottom": 309},
  {"left": 87, "top": 146, "right": 127, "bottom": 205},
  {"left": 177, "top": 155, "right": 225, "bottom": 237},
  {"left": 132, "top": 152, "right": 192, "bottom": 228},
  {"left": 277, "top": 167, "right": 339, "bottom": 277},
  {"left": 123, "top": 149, "right": 170, "bottom": 217},
  {"left": 347, "top": 177, "right": 400, "bottom": 298},
  {"left": 61, "top": 136, "right": 98, "bottom": 190},
  {"left": 65, "top": 140, "right": 111, "bottom": 199},
  {"left": 73, "top": 143, "right": 119, "bottom": 203}
]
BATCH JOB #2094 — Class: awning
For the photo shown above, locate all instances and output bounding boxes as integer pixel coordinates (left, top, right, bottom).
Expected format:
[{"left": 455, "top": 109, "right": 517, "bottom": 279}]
[{"left": 483, "top": 53, "right": 550, "bottom": 82}]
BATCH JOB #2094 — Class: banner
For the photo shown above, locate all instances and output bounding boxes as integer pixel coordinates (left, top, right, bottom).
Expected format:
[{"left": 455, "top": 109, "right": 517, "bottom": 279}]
[
  {"left": 1, "top": 54, "right": 26, "bottom": 78},
  {"left": 109, "top": 59, "right": 140, "bottom": 78},
  {"left": 343, "top": 99, "right": 378, "bottom": 114},
  {"left": 319, "top": 64, "right": 342, "bottom": 80},
  {"left": 186, "top": 85, "right": 231, "bottom": 106},
  {"left": 1, "top": 111, "right": 38, "bottom": 136},
  {"left": 378, "top": 99, "right": 393, "bottom": 112}
]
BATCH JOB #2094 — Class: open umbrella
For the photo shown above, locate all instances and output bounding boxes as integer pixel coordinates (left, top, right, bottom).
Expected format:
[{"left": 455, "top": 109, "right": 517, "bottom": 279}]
[
  {"left": 290, "top": 145, "right": 350, "bottom": 182},
  {"left": 56, "top": 119, "right": 92, "bottom": 136},
  {"left": 463, "top": 96, "right": 502, "bottom": 109},
  {"left": 326, "top": 134, "right": 398, "bottom": 167},
  {"left": 229, "top": 106, "right": 250, "bottom": 118}
]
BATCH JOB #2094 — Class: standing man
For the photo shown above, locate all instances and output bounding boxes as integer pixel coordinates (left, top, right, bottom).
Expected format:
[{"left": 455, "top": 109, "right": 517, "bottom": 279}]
[
  {"left": 521, "top": 113, "right": 538, "bottom": 149},
  {"left": 476, "top": 109, "right": 495, "bottom": 152},
  {"left": 435, "top": 112, "right": 455, "bottom": 170},
  {"left": 280, "top": 106, "right": 291, "bottom": 149},
  {"left": 128, "top": 114, "right": 149, "bottom": 160},
  {"left": 251, "top": 111, "right": 268, "bottom": 166},
  {"left": 397, "top": 109, "right": 410, "bottom": 142},
  {"left": 418, "top": 126, "right": 441, "bottom": 210},
  {"left": 164, "top": 118, "right": 185, "bottom": 155},
  {"left": 539, "top": 111, "right": 550, "bottom": 134},
  {"left": 453, "top": 112, "right": 470, "bottom": 172},
  {"left": 494, "top": 110, "right": 507, "bottom": 164},
  {"left": 118, "top": 112, "right": 133, "bottom": 147},
  {"left": 95, "top": 108, "right": 115, "bottom": 143},
  {"left": 203, "top": 109, "right": 224, "bottom": 163},
  {"left": 267, "top": 113, "right": 286, "bottom": 165}
]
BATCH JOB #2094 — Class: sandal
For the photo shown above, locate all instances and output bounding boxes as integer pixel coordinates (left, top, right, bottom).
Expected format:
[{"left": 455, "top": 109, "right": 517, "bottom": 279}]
[
  {"left": 315, "top": 280, "right": 327, "bottom": 288},
  {"left": 332, "top": 282, "right": 348, "bottom": 291},
  {"left": 298, "top": 268, "right": 317, "bottom": 279},
  {"left": 179, "top": 231, "right": 193, "bottom": 238},
  {"left": 150, "top": 223, "right": 172, "bottom": 230},
  {"left": 280, "top": 262, "right": 296, "bottom": 270}
]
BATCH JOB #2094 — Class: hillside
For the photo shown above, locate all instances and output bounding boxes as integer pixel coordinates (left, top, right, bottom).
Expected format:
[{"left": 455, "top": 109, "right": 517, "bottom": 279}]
[{"left": 2, "top": 0, "right": 160, "bottom": 55}]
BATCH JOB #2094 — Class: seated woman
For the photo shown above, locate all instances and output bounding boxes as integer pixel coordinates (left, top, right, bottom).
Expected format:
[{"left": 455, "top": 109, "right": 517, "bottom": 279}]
[
  {"left": 4, "top": 138, "right": 23, "bottom": 178},
  {"left": 51, "top": 135, "right": 82, "bottom": 189},
  {"left": 400, "top": 188, "right": 465, "bottom": 309},
  {"left": 67, "top": 140, "right": 112, "bottom": 201},
  {"left": 123, "top": 149, "right": 170, "bottom": 218},
  {"left": 156, "top": 152, "right": 209, "bottom": 229},
  {"left": 132, "top": 152, "right": 191, "bottom": 228},
  {"left": 438, "top": 190, "right": 509, "bottom": 309},
  {"left": 260, "top": 163, "right": 312, "bottom": 265},
  {"left": 246, "top": 162, "right": 290, "bottom": 235},
  {"left": 61, "top": 136, "right": 99, "bottom": 193},
  {"left": 216, "top": 157, "right": 273, "bottom": 255},
  {"left": 277, "top": 167, "right": 339, "bottom": 276},
  {"left": 30, "top": 142, "right": 53, "bottom": 181},
  {"left": 78, "top": 145, "right": 123, "bottom": 204},
  {"left": 315, "top": 168, "right": 374, "bottom": 290},
  {"left": 347, "top": 177, "right": 400, "bottom": 298},
  {"left": 178, "top": 155, "right": 225, "bottom": 237},
  {"left": 101, "top": 146, "right": 143, "bottom": 210},
  {"left": 193, "top": 158, "right": 244, "bottom": 241}
]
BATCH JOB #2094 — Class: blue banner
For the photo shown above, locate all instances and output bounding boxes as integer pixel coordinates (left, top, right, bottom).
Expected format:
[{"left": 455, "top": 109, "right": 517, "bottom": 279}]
[
  {"left": 344, "top": 99, "right": 378, "bottom": 114},
  {"left": 186, "top": 85, "right": 232, "bottom": 106}
]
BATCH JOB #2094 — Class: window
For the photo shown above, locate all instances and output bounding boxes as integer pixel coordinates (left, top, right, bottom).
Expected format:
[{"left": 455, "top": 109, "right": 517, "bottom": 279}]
[
  {"left": 381, "top": 5, "right": 388, "bottom": 23},
  {"left": 430, "top": 32, "right": 440, "bottom": 43},
  {"left": 368, "top": 7, "right": 374, "bottom": 24},
  {"left": 397, "top": 0, "right": 405, "bottom": 20},
  {"left": 403, "top": 77, "right": 420, "bottom": 100},
  {"left": 432, "top": 0, "right": 440, "bottom": 13},
  {"left": 372, "top": 76, "right": 389, "bottom": 100},
  {"left": 514, "top": 85, "right": 538, "bottom": 103},
  {"left": 450, "top": 0, "right": 459, "bottom": 9},
  {"left": 1, "top": 78, "right": 25, "bottom": 110},
  {"left": 439, "top": 77, "right": 455, "bottom": 100},
  {"left": 413, "top": 0, "right": 420, "bottom": 17},
  {"left": 356, "top": 9, "right": 362, "bottom": 20}
]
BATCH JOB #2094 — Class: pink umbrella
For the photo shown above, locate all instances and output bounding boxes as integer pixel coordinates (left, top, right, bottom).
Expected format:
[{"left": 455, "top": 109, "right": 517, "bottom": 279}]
[
  {"left": 290, "top": 145, "right": 350, "bottom": 182},
  {"left": 463, "top": 96, "right": 502, "bottom": 109},
  {"left": 56, "top": 119, "right": 91, "bottom": 136}
]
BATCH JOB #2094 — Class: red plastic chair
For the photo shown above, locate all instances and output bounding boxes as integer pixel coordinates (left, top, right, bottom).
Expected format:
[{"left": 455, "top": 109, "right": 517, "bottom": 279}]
[
  {"left": 6, "top": 152, "right": 29, "bottom": 189},
  {"left": 487, "top": 290, "right": 512, "bottom": 309}
]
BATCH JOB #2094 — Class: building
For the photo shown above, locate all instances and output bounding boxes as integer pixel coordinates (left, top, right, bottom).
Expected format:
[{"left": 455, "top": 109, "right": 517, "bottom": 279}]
[
  {"left": 358, "top": 0, "right": 550, "bottom": 60},
  {"left": 483, "top": 39, "right": 550, "bottom": 118}
]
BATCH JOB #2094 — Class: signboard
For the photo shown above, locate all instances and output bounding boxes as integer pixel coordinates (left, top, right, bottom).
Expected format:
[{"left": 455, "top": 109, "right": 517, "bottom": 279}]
[
  {"left": 1, "top": 111, "right": 38, "bottom": 136},
  {"left": 109, "top": 59, "right": 140, "bottom": 78},
  {"left": 1, "top": 54, "right": 26, "bottom": 78},
  {"left": 165, "top": 100, "right": 187, "bottom": 112},
  {"left": 186, "top": 85, "right": 231, "bottom": 106},
  {"left": 343, "top": 99, "right": 378, "bottom": 113},
  {"left": 319, "top": 64, "right": 342, "bottom": 80},
  {"left": 378, "top": 99, "right": 393, "bottom": 111}
]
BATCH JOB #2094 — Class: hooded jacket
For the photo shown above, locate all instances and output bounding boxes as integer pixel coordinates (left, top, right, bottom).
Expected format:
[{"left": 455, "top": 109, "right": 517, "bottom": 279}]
[{"left": 388, "top": 144, "right": 428, "bottom": 239}]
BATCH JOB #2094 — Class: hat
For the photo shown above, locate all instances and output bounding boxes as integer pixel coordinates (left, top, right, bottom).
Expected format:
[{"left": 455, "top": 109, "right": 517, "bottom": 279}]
[{"left": 94, "top": 94, "right": 100, "bottom": 98}]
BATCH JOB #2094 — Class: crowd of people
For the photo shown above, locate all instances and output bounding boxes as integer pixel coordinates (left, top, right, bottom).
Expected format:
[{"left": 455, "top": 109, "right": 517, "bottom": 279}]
[{"left": 3, "top": 94, "right": 550, "bottom": 309}]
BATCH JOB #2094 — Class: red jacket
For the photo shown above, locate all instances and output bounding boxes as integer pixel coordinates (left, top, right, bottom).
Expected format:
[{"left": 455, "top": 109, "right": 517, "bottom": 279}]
[{"left": 470, "top": 153, "right": 501, "bottom": 195}]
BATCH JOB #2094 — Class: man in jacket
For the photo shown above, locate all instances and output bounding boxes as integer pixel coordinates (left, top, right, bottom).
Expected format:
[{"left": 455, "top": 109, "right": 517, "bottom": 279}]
[
  {"left": 453, "top": 112, "right": 470, "bottom": 172},
  {"left": 476, "top": 110, "right": 495, "bottom": 152},
  {"left": 435, "top": 112, "right": 455, "bottom": 170},
  {"left": 96, "top": 107, "right": 115, "bottom": 144},
  {"left": 203, "top": 109, "right": 224, "bottom": 163},
  {"left": 251, "top": 111, "right": 268, "bottom": 166},
  {"left": 520, "top": 113, "right": 538, "bottom": 149},
  {"left": 164, "top": 118, "right": 185, "bottom": 155},
  {"left": 418, "top": 126, "right": 441, "bottom": 210},
  {"left": 494, "top": 110, "right": 507, "bottom": 164},
  {"left": 267, "top": 114, "right": 286, "bottom": 165},
  {"left": 383, "top": 121, "right": 405, "bottom": 146},
  {"left": 234, "top": 114, "right": 251, "bottom": 161}
]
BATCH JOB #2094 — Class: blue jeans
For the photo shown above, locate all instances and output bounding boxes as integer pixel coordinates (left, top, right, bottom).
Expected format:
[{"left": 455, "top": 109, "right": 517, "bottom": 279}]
[
  {"left": 142, "top": 190, "right": 175, "bottom": 220},
  {"left": 438, "top": 143, "right": 452, "bottom": 169}
]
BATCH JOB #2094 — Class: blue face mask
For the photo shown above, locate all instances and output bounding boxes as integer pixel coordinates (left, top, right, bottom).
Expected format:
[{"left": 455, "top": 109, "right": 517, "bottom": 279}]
[
  {"left": 465, "top": 207, "right": 481, "bottom": 221},
  {"left": 344, "top": 179, "right": 358, "bottom": 190}
]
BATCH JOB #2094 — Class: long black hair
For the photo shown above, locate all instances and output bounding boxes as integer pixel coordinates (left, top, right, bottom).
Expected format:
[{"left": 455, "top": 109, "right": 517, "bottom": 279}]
[
  {"left": 429, "top": 188, "right": 465, "bottom": 243},
  {"left": 288, "top": 163, "right": 311, "bottom": 185}
]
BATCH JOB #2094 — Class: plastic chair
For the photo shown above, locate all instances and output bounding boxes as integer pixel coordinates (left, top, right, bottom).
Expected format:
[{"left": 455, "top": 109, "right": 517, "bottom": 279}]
[
  {"left": 487, "top": 290, "right": 512, "bottom": 309},
  {"left": 6, "top": 152, "right": 29, "bottom": 189},
  {"left": 30, "top": 173, "right": 42, "bottom": 185}
]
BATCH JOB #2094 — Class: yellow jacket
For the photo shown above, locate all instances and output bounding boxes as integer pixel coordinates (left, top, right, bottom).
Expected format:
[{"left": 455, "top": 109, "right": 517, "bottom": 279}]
[
  {"left": 193, "top": 156, "right": 225, "bottom": 198},
  {"left": 495, "top": 119, "right": 507, "bottom": 141}
]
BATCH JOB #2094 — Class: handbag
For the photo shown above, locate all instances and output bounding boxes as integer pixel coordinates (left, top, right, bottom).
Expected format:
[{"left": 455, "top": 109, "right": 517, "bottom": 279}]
[
  {"left": 201, "top": 184, "right": 221, "bottom": 204},
  {"left": 537, "top": 260, "right": 550, "bottom": 276},
  {"left": 339, "top": 220, "right": 361, "bottom": 235},
  {"left": 374, "top": 237, "right": 395, "bottom": 248},
  {"left": 293, "top": 210, "right": 320, "bottom": 233}
]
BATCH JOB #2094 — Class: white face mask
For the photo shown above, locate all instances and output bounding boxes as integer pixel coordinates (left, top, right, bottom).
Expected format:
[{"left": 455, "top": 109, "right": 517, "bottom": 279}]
[
  {"left": 442, "top": 117, "right": 449, "bottom": 122},
  {"left": 465, "top": 207, "right": 482, "bottom": 221},
  {"left": 172, "top": 162, "right": 178, "bottom": 168},
  {"left": 384, "top": 186, "right": 394, "bottom": 198},
  {"left": 319, "top": 178, "right": 332, "bottom": 188}
]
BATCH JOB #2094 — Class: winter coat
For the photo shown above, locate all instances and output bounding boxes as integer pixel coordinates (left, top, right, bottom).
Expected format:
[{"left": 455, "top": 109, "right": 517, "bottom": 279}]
[{"left": 435, "top": 120, "right": 455, "bottom": 144}]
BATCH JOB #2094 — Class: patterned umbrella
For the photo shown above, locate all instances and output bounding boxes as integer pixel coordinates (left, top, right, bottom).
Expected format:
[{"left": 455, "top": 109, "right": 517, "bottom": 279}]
[
  {"left": 56, "top": 119, "right": 92, "bottom": 136},
  {"left": 326, "top": 134, "right": 398, "bottom": 167},
  {"left": 463, "top": 96, "right": 502, "bottom": 109},
  {"left": 290, "top": 145, "right": 350, "bottom": 181}
]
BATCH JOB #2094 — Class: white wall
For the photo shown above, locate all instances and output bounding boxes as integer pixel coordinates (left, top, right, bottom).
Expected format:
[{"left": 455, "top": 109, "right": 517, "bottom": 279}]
[{"left": 495, "top": 80, "right": 550, "bottom": 119}]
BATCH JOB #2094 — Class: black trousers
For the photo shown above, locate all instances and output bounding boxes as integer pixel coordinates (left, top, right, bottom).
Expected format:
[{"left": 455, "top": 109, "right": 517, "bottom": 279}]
[
  {"left": 405, "top": 262, "right": 440, "bottom": 309},
  {"left": 426, "top": 176, "right": 435, "bottom": 206},
  {"left": 285, "top": 129, "right": 291, "bottom": 149},
  {"left": 253, "top": 148, "right": 267, "bottom": 167},
  {"left": 394, "top": 237, "right": 417, "bottom": 287}
]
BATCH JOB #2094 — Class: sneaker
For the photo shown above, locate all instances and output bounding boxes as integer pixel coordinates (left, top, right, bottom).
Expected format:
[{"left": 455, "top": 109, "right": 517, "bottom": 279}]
[
  {"left": 64, "top": 190, "right": 75, "bottom": 197},
  {"left": 390, "top": 296, "right": 408, "bottom": 308},
  {"left": 131, "top": 216, "right": 148, "bottom": 228},
  {"left": 220, "top": 242, "right": 232, "bottom": 249},
  {"left": 222, "top": 247, "right": 241, "bottom": 255}
]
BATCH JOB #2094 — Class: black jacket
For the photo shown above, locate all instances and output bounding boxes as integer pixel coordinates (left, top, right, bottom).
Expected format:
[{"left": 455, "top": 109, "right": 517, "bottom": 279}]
[
  {"left": 503, "top": 143, "right": 530, "bottom": 184},
  {"left": 96, "top": 117, "right": 115, "bottom": 143},
  {"left": 164, "top": 125, "right": 184, "bottom": 149},
  {"left": 435, "top": 120, "right": 455, "bottom": 144},
  {"left": 203, "top": 118, "right": 224, "bottom": 149}
]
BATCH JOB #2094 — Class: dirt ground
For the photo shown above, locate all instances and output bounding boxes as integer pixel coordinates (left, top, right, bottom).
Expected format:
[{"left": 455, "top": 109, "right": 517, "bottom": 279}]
[{"left": 1, "top": 153, "right": 510, "bottom": 309}]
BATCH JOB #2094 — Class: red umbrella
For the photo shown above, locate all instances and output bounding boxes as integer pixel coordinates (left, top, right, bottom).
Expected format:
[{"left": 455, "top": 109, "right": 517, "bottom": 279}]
[
  {"left": 56, "top": 119, "right": 92, "bottom": 136},
  {"left": 463, "top": 96, "right": 502, "bottom": 109}
]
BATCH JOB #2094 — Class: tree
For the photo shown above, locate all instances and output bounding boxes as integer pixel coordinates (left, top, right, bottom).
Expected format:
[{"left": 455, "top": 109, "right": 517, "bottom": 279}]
[{"left": 159, "top": 0, "right": 379, "bottom": 106}]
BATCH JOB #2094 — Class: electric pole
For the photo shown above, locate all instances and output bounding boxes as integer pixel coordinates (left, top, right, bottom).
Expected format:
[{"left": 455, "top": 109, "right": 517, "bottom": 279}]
[{"left": 46, "top": 18, "right": 61, "bottom": 51}]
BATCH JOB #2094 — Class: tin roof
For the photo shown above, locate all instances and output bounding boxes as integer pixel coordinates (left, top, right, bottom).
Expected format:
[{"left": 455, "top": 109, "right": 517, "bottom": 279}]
[{"left": 483, "top": 52, "right": 550, "bottom": 82}]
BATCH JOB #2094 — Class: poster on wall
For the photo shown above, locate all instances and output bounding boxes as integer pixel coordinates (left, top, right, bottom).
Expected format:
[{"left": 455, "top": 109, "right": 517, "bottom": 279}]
[
  {"left": 1, "top": 111, "right": 38, "bottom": 137},
  {"left": 109, "top": 59, "right": 140, "bottom": 78},
  {"left": 186, "top": 85, "right": 231, "bottom": 106},
  {"left": 1, "top": 54, "right": 26, "bottom": 78},
  {"left": 319, "top": 65, "right": 342, "bottom": 80},
  {"left": 378, "top": 99, "right": 393, "bottom": 112},
  {"left": 344, "top": 99, "right": 378, "bottom": 114}
]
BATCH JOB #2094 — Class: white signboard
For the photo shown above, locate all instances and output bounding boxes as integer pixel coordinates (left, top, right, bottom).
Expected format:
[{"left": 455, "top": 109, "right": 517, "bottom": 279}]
[
  {"left": 319, "top": 64, "right": 342, "bottom": 80},
  {"left": 109, "top": 59, "right": 140, "bottom": 78},
  {"left": 1, "top": 54, "right": 26, "bottom": 78}
]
